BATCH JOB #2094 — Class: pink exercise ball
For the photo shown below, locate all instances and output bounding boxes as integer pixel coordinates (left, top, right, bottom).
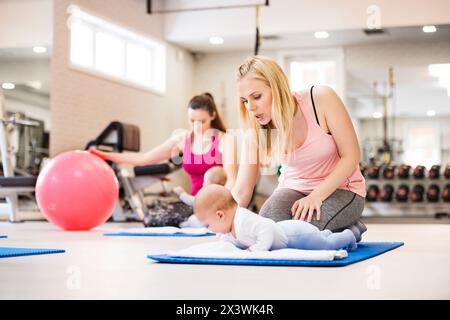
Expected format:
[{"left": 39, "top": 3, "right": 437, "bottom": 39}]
[{"left": 36, "top": 150, "right": 119, "bottom": 231}]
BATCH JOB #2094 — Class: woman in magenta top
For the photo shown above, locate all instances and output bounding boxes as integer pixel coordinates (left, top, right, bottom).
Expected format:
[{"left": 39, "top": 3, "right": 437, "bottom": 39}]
[
  {"left": 231, "top": 56, "right": 367, "bottom": 240},
  {"left": 182, "top": 126, "right": 222, "bottom": 195},
  {"left": 91, "top": 93, "right": 237, "bottom": 196}
]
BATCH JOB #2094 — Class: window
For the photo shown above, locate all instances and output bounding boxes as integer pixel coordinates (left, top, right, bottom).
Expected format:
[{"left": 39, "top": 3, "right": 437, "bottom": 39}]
[
  {"left": 68, "top": 6, "right": 166, "bottom": 94},
  {"left": 403, "top": 126, "right": 441, "bottom": 168},
  {"left": 70, "top": 22, "right": 94, "bottom": 68},
  {"left": 290, "top": 60, "right": 337, "bottom": 92},
  {"left": 126, "top": 43, "right": 152, "bottom": 87},
  {"left": 279, "top": 49, "right": 344, "bottom": 97}
]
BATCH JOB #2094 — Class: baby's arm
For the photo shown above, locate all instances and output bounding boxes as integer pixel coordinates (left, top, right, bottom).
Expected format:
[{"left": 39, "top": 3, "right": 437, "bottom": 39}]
[
  {"left": 174, "top": 186, "right": 194, "bottom": 206},
  {"left": 179, "top": 192, "right": 194, "bottom": 206},
  {"left": 248, "top": 222, "right": 276, "bottom": 252},
  {"left": 220, "top": 233, "right": 239, "bottom": 247}
]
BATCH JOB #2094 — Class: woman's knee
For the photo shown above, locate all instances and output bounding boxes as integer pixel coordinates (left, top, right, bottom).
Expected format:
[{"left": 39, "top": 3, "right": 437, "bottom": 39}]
[
  {"left": 318, "top": 190, "right": 365, "bottom": 231},
  {"left": 259, "top": 188, "right": 304, "bottom": 222}
]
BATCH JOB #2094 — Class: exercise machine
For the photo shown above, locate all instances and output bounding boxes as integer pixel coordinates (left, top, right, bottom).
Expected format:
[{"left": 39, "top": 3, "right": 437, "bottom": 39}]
[
  {"left": 86, "top": 121, "right": 181, "bottom": 222},
  {"left": 0, "top": 89, "right": 40, "bottom": 222}
]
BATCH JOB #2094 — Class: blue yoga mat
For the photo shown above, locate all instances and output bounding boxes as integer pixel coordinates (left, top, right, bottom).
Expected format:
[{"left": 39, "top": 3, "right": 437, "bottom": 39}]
[
  {"left": 0, "top": 247, "right": 65, "bottom": 259},
  {"left": 104, "top": 232, "right": 215, "bottom": 237},
  {"left": 0, "top": 235, "right": 7, "bottom": 239},
  {"left": 148, "top": 242, "right": 404, "bottom": 267}
]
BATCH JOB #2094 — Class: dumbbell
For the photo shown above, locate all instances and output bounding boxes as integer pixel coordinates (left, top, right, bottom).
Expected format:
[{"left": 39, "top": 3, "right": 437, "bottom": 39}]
[
  {"left": 366, "top": 185, "right": 380, "bottom": 202},
  {"left": 426, "top": 184, "right": 440, "bottom": 202},
  {"left": 413, "top": 165, "right": 426, "bottom": 179},
  {"left": 359, "top": 163, "right": 368, "bottom": 177},
  {"left": 397, "top": 164, "right": 411, "bottom": 179},
  {"left": 367, "top": 166, "right": 380, "bottom": 179},
  {"left": 428, "top": 165, "right": 441, "bottom": 179},
  {"left": 442, "top": 184, "right": 450, "bottom": 202},
  {"left": 444, "top": 164, "right": 450, "bottom": 179},
  {"left": 382, "top": 165, "right": 396, "bottom": 180},
  {"left": 395, "top": 184, "right": 410, "bottom": 202},
  {"left": 380, "top": 184, "right": 394, "bottom": 202},
  {"left": 411, "top": 184, "right": 425, "bottom": 202}
]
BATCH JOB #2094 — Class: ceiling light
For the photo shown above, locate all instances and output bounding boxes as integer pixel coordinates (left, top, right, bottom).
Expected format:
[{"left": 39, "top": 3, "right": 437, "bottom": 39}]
[
  {"left": 209, "top": 37, "right": 224, "bottom": 45},
  {"left": 314, "top": 31, "right": 329, "bottom": 39},
  {"left": 422, "top": 25, "right": 437, "bottom": 33},
  {"left": 373, "top": 112, "right": 382, "bottom": 119},
  {"left": 2, "top": 83, "right": 15, "bottom": 90},
  {"left": 33, "top": 46, "right": 47, "bottom": 54},
  {"left": 426, "top": 110, "right": 436, "bottom": 117}
]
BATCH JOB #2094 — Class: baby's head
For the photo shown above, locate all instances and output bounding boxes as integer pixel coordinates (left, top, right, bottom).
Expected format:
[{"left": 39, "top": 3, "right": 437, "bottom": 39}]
[
  {"left": 193, "top": 184, "right": 237, "bottom": 233},
  {"left": 203, "top": 166, "right": 227, "bottom": 186}
]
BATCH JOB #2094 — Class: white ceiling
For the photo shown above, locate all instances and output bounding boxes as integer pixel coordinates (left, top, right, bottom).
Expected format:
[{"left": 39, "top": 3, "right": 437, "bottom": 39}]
[
  {"left": 1, "top": 0, "right": 449, "bottom": 117},
  {"left": 171, "top": 24, "right": 450, "bottom": 53},
  {"left": 162, "top": 0, "right": 450, "bottom": 53},
  {"left": 0, "top": 47, "right": 51, "bottom": 106},
  {"left": 0, "top": 47, "right": 52, "bottom": 61}
]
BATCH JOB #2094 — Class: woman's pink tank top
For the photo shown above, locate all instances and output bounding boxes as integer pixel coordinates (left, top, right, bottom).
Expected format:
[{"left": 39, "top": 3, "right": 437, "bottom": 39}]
[
  {"left": 277, "top": 92, "right": 366, "bottom": 198},
  {"left": 182, "top": 130, "right": 222, "bottom": 196}
]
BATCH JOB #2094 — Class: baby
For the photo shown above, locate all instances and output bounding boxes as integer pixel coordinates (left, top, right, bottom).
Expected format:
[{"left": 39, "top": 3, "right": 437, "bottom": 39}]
[
  {"left": 174, "top": 166, "right": 227, "bottom": 206},
  {"left": 193, "top": 184, "right": 357, "bottom": 252},
  {"left": 174, "top": 166, "right": 226, "bottom": 228}
]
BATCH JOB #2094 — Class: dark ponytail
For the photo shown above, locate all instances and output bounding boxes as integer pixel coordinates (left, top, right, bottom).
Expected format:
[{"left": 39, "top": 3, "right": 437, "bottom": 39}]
[{"left": 188, "top": 93, "right": 227, "bottom": 132}]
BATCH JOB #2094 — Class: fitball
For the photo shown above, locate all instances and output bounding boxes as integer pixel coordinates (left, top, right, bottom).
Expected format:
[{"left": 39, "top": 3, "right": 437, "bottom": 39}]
[{"left": 36, "top": 150, "right": 119, "bottom": 231}]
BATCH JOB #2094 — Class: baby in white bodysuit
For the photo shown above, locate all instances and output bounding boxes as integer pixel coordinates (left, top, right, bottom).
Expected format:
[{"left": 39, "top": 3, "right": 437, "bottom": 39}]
[{"left": 193, "top": 184, "right": 357, "bottom": 252}]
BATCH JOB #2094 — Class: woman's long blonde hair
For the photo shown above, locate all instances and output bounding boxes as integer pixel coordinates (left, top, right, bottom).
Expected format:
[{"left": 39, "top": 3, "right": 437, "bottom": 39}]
[{"left": 237, "top": 55, "right": 298, "bottom": 167}]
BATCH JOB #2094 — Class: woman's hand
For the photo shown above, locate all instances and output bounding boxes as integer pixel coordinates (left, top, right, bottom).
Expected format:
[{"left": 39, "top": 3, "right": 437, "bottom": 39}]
[
  {"left": 291, "top": 193, "right": 323, "bottom": 223},
  {"left": 88, "top": 147, "right": 110, "bottom": 161}
]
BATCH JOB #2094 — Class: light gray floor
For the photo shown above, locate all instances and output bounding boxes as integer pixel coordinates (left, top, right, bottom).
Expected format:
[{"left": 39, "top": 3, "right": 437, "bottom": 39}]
[{"left": 0, "top": 221, "right": 449, "bottom": 299}]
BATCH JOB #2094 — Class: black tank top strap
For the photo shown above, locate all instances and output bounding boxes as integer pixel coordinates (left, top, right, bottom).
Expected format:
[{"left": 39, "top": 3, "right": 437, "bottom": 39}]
[
  {"left": 310, "top": 86, "right": 332, "bottom": 135},
  {"left": 310, "top": 86, "right": 320, "bottom": 127}
]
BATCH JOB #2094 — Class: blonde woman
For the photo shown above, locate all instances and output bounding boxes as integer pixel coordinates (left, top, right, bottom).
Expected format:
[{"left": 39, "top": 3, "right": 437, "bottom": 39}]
[{"left": 231, "top": 56, "right": 367, "bottom": 240}]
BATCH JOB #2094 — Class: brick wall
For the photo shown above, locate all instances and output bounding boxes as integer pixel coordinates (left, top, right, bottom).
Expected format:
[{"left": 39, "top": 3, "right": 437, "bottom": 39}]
[{"left": 51, "top": 0, "right": 195, "bottom": 156}]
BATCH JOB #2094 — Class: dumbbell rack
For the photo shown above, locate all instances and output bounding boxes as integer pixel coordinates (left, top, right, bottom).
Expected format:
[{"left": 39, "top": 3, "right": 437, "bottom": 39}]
[{"left": 363, "top": 169, "right": 450, "bottom": 218}]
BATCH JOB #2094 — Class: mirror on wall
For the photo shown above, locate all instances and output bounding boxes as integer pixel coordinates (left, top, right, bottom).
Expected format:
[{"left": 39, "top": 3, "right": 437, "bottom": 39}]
[
  {"left": 0, "top": 47, "right": 51, "bottom": 176},
  {"left": 279, "top": 24, "right": 450, "bottom": 168}
]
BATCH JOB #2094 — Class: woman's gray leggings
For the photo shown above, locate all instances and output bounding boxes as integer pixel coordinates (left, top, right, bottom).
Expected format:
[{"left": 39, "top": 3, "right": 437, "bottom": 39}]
[{"left": 259, "top": 188, "right": 365, "bottom": 232}]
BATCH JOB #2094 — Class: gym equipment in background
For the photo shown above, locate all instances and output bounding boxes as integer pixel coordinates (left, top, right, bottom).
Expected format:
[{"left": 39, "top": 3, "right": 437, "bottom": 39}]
[
  {"left": 413, "top": 165, "right": 426, "bottom": 179},
  {"left": 0, "top": 89, "right": 40, "bottom": 222},
  {"left": 86, "top": 121, "right": 181, "bottom": 222},
  {"left": 395, "top": 184, "right": 409, "bottom": 202},
  {"left": 367, "top": 166, "right": 380, "bottom": 179},
  {"left": 411, "top": 184, "right": 425, "bottom": 202},
  {"left": 380, "top": 184, "right": 394, "bottom": 202},
  {"left": 382, "top": 165, "right": 396, "bottom": 180},
  {"left": 36, "top": 151, "right": 119, "bottom": 231},
  {"left": 428, "top": 165, "right": 441, "bottom": 179},
  {"left": 444, "top": 165, "right": 450, "bottom": 179},
  {"left": 442, "top": 184, "right": 450, "bottom": 202},
  {"left": 397, "top": 164, "right": 411, "bottom": 179},
  {"left": 426, "top": 184, "right": 440, "bottom": 203},
  {"left": 360, "top": 163, "right": 368, "bottom": 177},
  {"left": 366, "top": 185, "right": 379, "bottom": 202},
  {"left": 363, "top": 163, "right": 450, "bottom": 218},
  {"left": 4, "top": 112, "right": 48, "bottom": 176}
]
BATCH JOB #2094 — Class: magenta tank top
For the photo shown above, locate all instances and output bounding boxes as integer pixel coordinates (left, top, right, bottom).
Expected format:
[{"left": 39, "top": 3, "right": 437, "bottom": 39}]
[{"left": 182, "top": 130, "right": 223, "bottom": 196}]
